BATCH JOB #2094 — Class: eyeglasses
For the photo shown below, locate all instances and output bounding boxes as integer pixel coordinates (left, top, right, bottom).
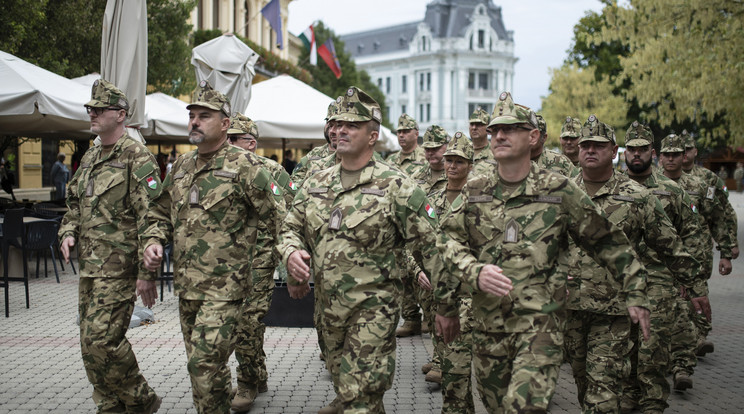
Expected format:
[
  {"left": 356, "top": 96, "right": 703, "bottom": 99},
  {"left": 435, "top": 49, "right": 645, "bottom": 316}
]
[
  {"left": 228, "top": 135, "right": 256, "bottom": 143},
  {"left": 85, "top": 107, "right": 122, "bottom": 116},
  {"left": 488, "top": 124, "right": 534, "bottom": 135}
]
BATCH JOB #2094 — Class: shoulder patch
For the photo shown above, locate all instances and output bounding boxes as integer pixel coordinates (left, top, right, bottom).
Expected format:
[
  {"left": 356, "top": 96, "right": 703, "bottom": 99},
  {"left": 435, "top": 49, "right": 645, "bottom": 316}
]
[
  {"left": 652, "top": 190, "right": 671, "bottom": 196},
  {"left": 408, "top": 186, "right": 427, "bottom": 212},
  {"left": 706, "top": 186, "right": 715, "bottom": 200},
  {"left": 132, "top": 163, "right": 156, "bottom": 182},
  {"left": 107, "top": 161, "right": 126, "bottom": 169},
  {"left": 308, "top": 187, "right": 328, "bottom": 194},
  {"left": 534, "top": 195, "right": 562, "bottom": 204},
  {"left": 361, "top": 188, "right": 386, "bottom": 196},
  {"left": 468, "top": 195, "right": 494, "bottom": 203},
  {"left": 214, "top": 170, "right": 237, "bottom": 179},
  {"left": 612, "top": 195, "right": 635, "bottom": 202}
]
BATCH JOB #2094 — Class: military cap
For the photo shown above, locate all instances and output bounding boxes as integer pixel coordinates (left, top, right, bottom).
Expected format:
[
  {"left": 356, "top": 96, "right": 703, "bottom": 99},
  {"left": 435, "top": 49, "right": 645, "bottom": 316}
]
[
  {"left": 488, "top": 92, "right": 539, "bottom": 129},
  {"left": 468, "top": 107, "right": 490, "bottom": 125},
  {"left": 422, "top": 125, "right": 451, "bottom": 148},
  {"left": 579, "top": 114, "right": 616, "bottom": 145},
  {"left": 660, "top": 133, "right": 685, "bottom": 153},
  {"left": 85, "top": 79, "right": 129, "bottom": 113},
  {"left": 187, "top": 80, "right": 231, "bottom": 117},
  {"left": 680, "top": 129, "right": 696, "bottom": 149},
  {"left": 330, "top": 86, "right": 382, "bottom": 123},
  {"left": 625, "top": 121, "right": 653, "bottom": 147},
  {"left": 325, "top": 100, "right": 339, "bottom": 121},
  {"left": 444, "top": 131, "right": 474, "bottom": 161},
  {"left": 227, "top": 112, "right": 259, "bottom": 138},
  {"left": 536, "top": 114, "right": 547, "bottom": 135},
  {"left": 560, "top": 116, "right": 582, "bottom": 138},
  {"left": 397, "top": 113, "right": 418, "bottom": 131}
]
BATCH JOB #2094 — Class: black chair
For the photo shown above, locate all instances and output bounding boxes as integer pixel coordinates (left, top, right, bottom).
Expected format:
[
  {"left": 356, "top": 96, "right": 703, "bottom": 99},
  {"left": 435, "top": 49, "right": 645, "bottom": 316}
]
[
  {"left": 31, "top": 203, "right": 75, "bottom": 275},
  {"left": 158, "top": 244, "right": 174, "bottom": 301},
  {"left": 2, "top": 208, "right": 29, "bottom": 317},
  {"left": 25, "top": 219, "right": 61, "bottom": 283}
]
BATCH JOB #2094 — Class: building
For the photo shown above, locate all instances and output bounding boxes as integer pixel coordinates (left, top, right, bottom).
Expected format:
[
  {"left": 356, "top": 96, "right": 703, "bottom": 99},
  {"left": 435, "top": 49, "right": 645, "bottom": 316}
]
[{"left": 341, "top": 0, "right": 517, "bottom": 134}]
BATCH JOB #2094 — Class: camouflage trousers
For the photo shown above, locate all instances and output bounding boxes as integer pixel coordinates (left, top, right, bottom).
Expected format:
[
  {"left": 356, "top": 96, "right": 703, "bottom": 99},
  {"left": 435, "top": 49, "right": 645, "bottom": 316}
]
[
  {"left": 435, "top": 297, "right": 475, "bottom": 414},
  {"left": 472, "top": 330, "right": 563, "bottom": 413},
  {"left": 669, "top": 295, "right": 698, "bottom": 376},
  {"left": 233, "top": 267, "right": 275, "bottom": 389},
  {"left": 401, "top": 271, "right": 421, "bottom": 323},
  {"left": 621, "top": 288, "right": 675, "bottom": 412},
  {"left": 565, "top": 310, "right": 632, "bottom": 414},
  {"left": 690, "top": 281, "right": 712, "bottom": 342},
  {"left": 313, "top": 273, "right": 326, "bottom": 361},
  {"left": 79, "top": 277, "right": 158, "bottom": 414},
  {"left": 179, "top": 298, "right": 241, "bottom": 414},
  {"left": 323, "top": 317, "right": 399, "bottom": 413}
]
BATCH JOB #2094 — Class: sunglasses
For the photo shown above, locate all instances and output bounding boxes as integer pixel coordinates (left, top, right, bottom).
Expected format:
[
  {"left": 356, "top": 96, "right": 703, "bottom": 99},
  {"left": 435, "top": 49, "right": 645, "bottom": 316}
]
[{"left": 86, "top": 107, "right": 123, "bottom": 116}]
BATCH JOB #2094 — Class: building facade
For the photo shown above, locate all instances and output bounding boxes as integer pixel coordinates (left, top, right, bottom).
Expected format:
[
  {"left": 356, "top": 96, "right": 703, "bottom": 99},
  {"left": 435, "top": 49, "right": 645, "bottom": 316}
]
[{"left": 341, "top": 0, "right": 516, "bottom": 134}]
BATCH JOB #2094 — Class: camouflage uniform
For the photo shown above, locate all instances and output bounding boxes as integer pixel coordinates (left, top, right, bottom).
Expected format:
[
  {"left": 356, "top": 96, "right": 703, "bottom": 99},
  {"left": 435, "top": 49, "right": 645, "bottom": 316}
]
[
  {"left": 59, "top": 79, "right": 161, "bottom": 413},
  {"left": 532, "top": 149, "right": 579, "bottom": 178},
  {"left": 469, "top": 108, "right": 497, "bottom": 178},
  {"left": 436, "top": 97, "right": 649, "bottom": 413},
  {"left": 277, "top": 87, "right": 442, "bottom": 413},
  {"left": 144, "top": 83, "right": 286, "bottom": 414},
  {"left": 560, "top": 116, "right": 582, "bottom": 167},
  {"left": 292, "top": 101, "right": 340, "bottom": 183}
]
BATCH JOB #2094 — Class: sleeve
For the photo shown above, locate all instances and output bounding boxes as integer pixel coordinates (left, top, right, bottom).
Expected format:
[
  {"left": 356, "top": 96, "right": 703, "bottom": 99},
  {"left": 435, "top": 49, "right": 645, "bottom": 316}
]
[
  {"left": 58, "top": 163, "right": 83, "bottom": 243},
  {"left": 142, "top": 160, "right": 176, "bottom": 253},
  {"left": 275, "top": 186, "right": 310, "bottom": 286},
  {"left": 710, "top": 180, "right": 738, "bottom": 257},
  {"left": 674, "top": 191, "right": 711, "bottom": 296},
  {"left": 130, "top": 154, "right": 162, "bottom": 281},
  {"left": 249, "top": 167, "right": 287, "bottom": 252}
]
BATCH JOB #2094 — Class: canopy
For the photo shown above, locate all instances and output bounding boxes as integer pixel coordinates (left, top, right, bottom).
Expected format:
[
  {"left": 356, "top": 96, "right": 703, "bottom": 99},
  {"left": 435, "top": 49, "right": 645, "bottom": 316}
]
[
  {"left": 245, "top": 75, "right": 400, "bottom": 151},
  {"left": 0, "top": 51, "right": 92, "bottom": 139}
]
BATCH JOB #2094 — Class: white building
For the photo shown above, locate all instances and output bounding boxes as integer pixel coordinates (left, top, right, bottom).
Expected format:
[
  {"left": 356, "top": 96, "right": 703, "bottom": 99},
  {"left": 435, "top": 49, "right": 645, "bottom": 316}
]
[{"left": 341, "top": 0, "right": 517, "bottom": 134}]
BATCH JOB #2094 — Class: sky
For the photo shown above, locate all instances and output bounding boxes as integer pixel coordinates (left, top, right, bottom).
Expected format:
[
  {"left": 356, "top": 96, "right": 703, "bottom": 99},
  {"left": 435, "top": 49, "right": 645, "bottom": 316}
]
[{"left": 287, "top": 0, "right": 605, "bottom": 110}]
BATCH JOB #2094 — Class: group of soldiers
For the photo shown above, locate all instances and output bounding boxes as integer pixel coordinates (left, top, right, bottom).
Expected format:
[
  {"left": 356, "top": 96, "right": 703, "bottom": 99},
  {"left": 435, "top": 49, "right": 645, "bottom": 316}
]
[{"left": 60, "top": 78, "right": 737, "bottom": 414}]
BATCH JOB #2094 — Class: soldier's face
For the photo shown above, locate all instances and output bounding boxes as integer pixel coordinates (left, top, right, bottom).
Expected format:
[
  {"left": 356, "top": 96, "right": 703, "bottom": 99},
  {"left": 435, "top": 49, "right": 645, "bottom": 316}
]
[
  {"left": 660, "top": 151, "right": 685, "bottom": 174},
  {"left": 336, "top": 120, "right": 376, "bottom": 156},
  {"left": 89, "top": 106, "right": 125, "bottom": 135},
  {"left": 188, "top": 108, "right": 229, "bottom": 146},
  {"left": 397, "top": 128, "right": 418, "bottom": 152},
  {"left": 683, "top": 147, "right": 697, "bottom": 168},
  {"left": 469, "top": 122, "right": 487, "bottom": 142},
  {"left": 444, "top": 155, "right": 471, "bottom": 181},
  {"left": 228, "top": 134, "right": 257, "bottom": 152},
  {"left": 579, "top": 141, "right": 618, "bottom": 171},
  {"left": 560, "top": 136, "right": 579, "bottom": 160},
  {"left": 328, "top": 121, "right": 339, "bottom": 150},
  {"left": 424, "top": 144, "right": 447, "bottom": 170},
  {"left": 490, "top": 123, "right": 538, "bottom": 162},
  {"left": 625, "top": 145, "right": 653, "bottom": 174}
]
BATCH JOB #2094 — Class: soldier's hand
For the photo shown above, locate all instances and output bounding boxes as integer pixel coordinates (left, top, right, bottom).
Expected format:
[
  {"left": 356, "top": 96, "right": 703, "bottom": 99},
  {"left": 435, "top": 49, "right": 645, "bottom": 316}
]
[
  {"left": 60, "top": 237, "right": 75, "bottom": 264},
  {"left": 417, "top": 271, "right": 432, "bottom": 290},
  {"left": 628, "top": 306, "right": 650, "bottom": 341},
  {"left": 719, "top": 258, "right": 732, "bottom": 275},
  {"left": 435, "top": 313, "right": 460, "bottom": 344},
  {"left": 732, "top": 247, "right": 740, "bottom": 260},
  {"left": 690, "top": 295, "right": 712, "bottom": 323},
  {"left": 136, "top": 279, "right": 158, "bottom": 308},
  {"left": 143, "top": 244, "right": 163, "bottom": 272},
  {"left": 288, "top": 282, "right": 310, "bottom": 299},
  {"left": 287, "top": 250, "right": 311, "bottom": 283},
  {"left": 477, "top": 265, "right": 513, "bottom": 297}
]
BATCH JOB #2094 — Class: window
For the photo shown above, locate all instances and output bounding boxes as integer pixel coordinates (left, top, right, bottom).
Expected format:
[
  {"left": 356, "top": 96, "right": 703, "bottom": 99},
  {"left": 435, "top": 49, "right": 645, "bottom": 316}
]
[
  {"left": 198, "top": 0, "right": 205, "bottom": 29},
  {"left": 426, "top": 104, "right": 431, "bottom": 122},
  {"left": 402, "top": 104, "right": 407, "bottom": 115},
  {"left": 212, "top": 0, "right": 220, "bottom": 29},
  {"left": 419, "top": 104, "right": 424, "bottom": 121},
  {"left": 402, "top": 75, "right": 407, "bottom": 93},
  {"left": 478, "top": 73, "right": 488, "bottom": 90},
  {"left": 386, "top": 77, "right": 391, "bottom": 94},
  {"left": 377, "top": 78, "right": 383, "bottom": 88},
  {"left": 469, "top": 71, "right": 490, "bottom": 90},
  {"left": 419, "top": 73, "right": 425, "bottom": 91},
  {"left": 468, "top": 72, "right": 475, "bottom": 89},
  {"left": 478, "top": 30, "right": 485, "bottom": 49},
  {"left": 426, "top": 73, "right": 431, "bottom": 91}
]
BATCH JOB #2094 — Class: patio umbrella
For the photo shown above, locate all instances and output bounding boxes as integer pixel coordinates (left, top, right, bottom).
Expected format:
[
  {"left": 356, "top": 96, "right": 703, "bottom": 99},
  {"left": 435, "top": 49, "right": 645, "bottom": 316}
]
[
  {"left": 191, "top": 34, "right": 260, "bottom": 114},
  {"left": 100, "top": 0, "right": 148, "bottom": 143}
]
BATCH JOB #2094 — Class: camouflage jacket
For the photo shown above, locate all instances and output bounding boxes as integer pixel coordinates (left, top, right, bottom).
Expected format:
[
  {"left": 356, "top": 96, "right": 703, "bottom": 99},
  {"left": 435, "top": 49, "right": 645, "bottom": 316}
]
[
  {"left": 569, "top": 172, "right": 697, "bottom": 313},
  {"left": 436, "top": 163, "right": 648, "bottom": 332},
  {"left": 412, "top": 165, "right": 448, "bottom": 197},
  {"left": 291, "top": 144, "right": 333, "bottom": 185},
  {"left": 626, "top": 170, "right": 709, "bottom": 296},
  {"left": 276, "top": 159, "right": 442, "bottom": 328},
  {"left": 59, "top": 133, "right": 161, "bottom": 281},
  {"left": 253, "top": 154, "right": 297, "bottom": 269},
  {"left": 687, "top": 165, "right": 738, "bottom": 257},
  {"left": 430, "top": 186, "right": 471, "bottom": 307},
  {"left": 533, "top": 149, "right": 579, "bottom": 178},
  {"left": 385, "top": 146, "right": 427, "bottom": 177},
  {"left": 145, "top": 142, "right": 286, "bottom": 301},
  {"left": 471, "top": 147, "right": 498, "bottom": 178}
]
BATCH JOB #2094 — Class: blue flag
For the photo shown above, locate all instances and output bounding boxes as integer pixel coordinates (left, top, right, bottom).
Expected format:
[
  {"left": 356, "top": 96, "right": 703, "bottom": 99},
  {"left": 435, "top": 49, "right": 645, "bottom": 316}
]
[{"left": 261, "top": 0, "right": 283, "bottom": 50}]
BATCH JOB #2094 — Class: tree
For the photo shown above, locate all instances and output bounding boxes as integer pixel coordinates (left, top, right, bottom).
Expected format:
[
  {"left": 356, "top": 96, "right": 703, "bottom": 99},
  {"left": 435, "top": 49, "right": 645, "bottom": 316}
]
[
  {"left": 597, "top": 0, "right": 744, "bottom": 147},
  {"left": 540, "top": 64, "right": 629, "bottom": 146}
]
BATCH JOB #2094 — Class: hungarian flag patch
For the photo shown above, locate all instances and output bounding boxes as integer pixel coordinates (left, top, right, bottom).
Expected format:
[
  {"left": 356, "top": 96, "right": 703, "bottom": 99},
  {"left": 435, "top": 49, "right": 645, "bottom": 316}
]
[
  {"left": 146, "top": 176, "right": 157, "bottom": 190},
  {"left": 270, "top": 182, "right": 280, "bottom": 195},
  {"left": 425, "top": 204, "right": 436, "bottom": 218},
  {"left": 691, "top": 203, "right": 697, "bottom": 213},
  {"left": 289, "top": 181, "right": 297, "bottom": 190}
]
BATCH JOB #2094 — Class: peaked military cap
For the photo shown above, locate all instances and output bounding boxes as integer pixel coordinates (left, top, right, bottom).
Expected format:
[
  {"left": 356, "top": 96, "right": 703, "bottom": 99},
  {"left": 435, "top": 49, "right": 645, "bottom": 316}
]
[
  {"left": 625, "top": 121, "right": 653, "bottom": 147},
  {"left": 422, "top": 125, "right": 450, "bottom": 148},
  {"left": 469, "top": 107, "right": 490, "bottom": 125},
  {"left": 330, "top": 86, "right": 382, "bottom": 123},
  {"left": 86, "top": 79, "right": 129, "bottom": 113},
  {"left": 326, "top": 100, "right": 339, "bottom": 121},
  {"left": 397, "top": 113, "right": 418, "bottom": 131},
  {"left": 444, "top": 131, "right": 474, "bottom": 161},
  {"left": 560, "top": 116, "right": 582, "bottom": 138},
  {"left": 680, "top": 129, "right": 696, "bottom": 149},
  {"left": 660, "top": 133, "right": 685, "bottom": 153},
  {"left": 579, "top": 114, "right": 616, "bottom": 145},
  {"left": 488, "top": 92, "right": 539, "bottom": 129},
  {"left": 227, "top": 112, "right": 259, "bottom": 138},
  {"left": 188, "top": 80, "right": 231, "bottom": 117},
  {"left": 536, "top": 114, "right": 547, "bottom": 135}
]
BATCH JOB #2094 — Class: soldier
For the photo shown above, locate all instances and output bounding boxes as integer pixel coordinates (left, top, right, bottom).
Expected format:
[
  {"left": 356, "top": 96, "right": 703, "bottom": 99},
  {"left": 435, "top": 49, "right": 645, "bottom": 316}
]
[
  {"left": 560, "top": 116, "right": 582, "bottom": 166},
  {"left": 468, "top": 107, "right": 497, "bottom": 177},
  {"left": 734, "top": 162, "right": 744, "bottom": 192},
  {"left": 292, "top": 100, "right": 339, "bottom": 186},
  {"left": 277, "top": 87, "right": 442, "bottom": 413},
  {"left": 435, "top": 95, "right": 650, "bottom": 413},
  {"left": 532, "top": 114, "right": 579, "bottom": 177},
  {"left": 387, "top": 113, "right": 429, "bottom": 337},
  {"left": 226, "top": 113, "right": 296, "bottom": 411},
  {"left": 142, "top": 81, "right": 286, "bottom": 414},
  {"left": 621, "top": 121, "right": 707, "bottom": 411},
  {"left": 59, "top": 79, "right": 162, "bottom": 414}
]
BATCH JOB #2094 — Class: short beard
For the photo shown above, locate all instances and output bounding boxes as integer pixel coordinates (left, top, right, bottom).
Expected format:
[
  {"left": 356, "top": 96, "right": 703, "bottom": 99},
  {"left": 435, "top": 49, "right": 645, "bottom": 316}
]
[
  {"left": 626, "top": 157, "right": 652, "bottom": 174},
  {"left": 189, "top": 132, "right": 205, "bottom": 145}
]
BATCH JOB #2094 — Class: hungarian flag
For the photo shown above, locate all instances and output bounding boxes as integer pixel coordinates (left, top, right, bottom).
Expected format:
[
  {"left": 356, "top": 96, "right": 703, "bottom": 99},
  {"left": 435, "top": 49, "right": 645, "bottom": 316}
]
[
  {"left": 298, "top": 25, "right": 317, "bottom": 65},
  {"left": 425, "top": 204, "right": 436, "bottom": 218},
  {"left": 318, "top": 38, "right": 342, "bottom": 79}
]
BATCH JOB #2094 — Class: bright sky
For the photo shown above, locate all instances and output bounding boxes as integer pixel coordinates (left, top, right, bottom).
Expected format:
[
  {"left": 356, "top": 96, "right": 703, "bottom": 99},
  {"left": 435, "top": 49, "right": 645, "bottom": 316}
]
[{"left": 287, "top": 0, "right": 605, "bottom": 111}]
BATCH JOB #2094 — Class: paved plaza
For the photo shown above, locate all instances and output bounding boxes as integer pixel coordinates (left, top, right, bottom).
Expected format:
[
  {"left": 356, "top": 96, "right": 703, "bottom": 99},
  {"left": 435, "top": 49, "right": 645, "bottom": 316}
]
[{"left": 2, "top": 192, "right": 744, "bottom": 413}]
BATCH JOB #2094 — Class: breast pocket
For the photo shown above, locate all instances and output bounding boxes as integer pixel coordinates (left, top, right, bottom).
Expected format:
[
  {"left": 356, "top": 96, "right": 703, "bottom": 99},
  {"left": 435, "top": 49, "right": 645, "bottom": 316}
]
[
  {"left": 467, "top": 204, "right": 503, "bottom": 249},
  {"left": 199, "top": 181, "right": 244, "bottom": 234},
  {"left": 343, "top": 197, "right": 389, "bottom": 249},
  {"left": 92, "top": 172, "right": 128, "bottom": 215}
]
